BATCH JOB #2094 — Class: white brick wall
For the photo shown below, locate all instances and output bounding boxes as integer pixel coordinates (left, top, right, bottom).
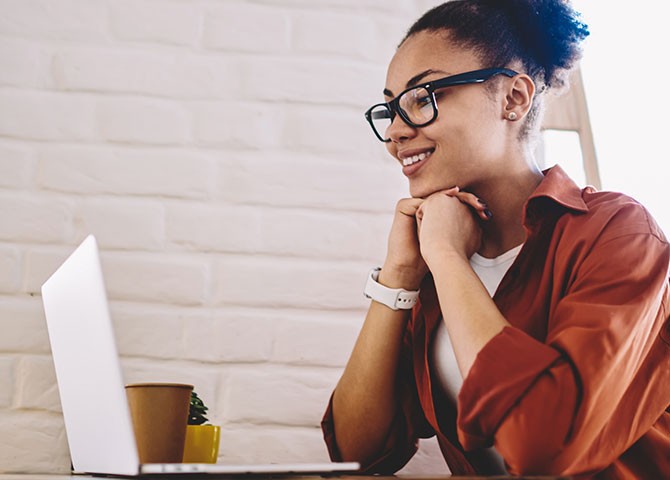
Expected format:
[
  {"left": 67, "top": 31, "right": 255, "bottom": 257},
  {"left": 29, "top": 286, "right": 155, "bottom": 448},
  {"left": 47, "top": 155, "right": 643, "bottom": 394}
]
[{"left": 0, "top": 0, "right": 446, "bottom": 474}]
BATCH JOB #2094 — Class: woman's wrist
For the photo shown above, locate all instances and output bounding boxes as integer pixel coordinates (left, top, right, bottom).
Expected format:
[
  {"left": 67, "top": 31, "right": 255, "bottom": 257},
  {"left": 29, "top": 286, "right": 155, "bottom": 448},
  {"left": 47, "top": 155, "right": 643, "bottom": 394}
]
[
  {"left": 378, "top": 263, "right": 425, "bottom": 291},
  {"left": 425, "top": 250, "right": 470, "bottom": 280}
]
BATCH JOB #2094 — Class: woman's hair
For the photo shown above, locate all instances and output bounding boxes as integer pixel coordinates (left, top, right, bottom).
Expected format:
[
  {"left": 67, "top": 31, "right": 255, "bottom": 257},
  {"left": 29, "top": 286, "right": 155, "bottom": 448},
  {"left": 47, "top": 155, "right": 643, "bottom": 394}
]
[{"left": 402, "top": 0, "right": 589, "bottom": 136}]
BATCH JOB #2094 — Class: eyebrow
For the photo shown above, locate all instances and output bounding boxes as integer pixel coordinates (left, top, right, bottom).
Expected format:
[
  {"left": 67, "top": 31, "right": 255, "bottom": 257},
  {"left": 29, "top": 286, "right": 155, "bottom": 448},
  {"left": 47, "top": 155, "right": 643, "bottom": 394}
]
[{"left": 383, "top": 69, "right": 450, "bottom": 98}]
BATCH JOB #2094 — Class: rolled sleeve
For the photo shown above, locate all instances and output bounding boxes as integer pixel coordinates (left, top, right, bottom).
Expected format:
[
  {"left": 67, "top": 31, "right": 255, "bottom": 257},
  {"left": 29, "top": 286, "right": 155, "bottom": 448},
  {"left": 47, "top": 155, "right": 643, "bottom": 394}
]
[
  {"left": 458, "top": 223, "right": 670, "bottom": 475},
  {"left": 457, "top": 326, "right": 562, "bottom": 449}
]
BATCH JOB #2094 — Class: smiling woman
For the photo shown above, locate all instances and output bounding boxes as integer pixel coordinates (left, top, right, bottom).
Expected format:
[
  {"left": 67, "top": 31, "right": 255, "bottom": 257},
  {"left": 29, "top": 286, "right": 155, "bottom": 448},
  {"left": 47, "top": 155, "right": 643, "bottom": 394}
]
[
  {"left": 322, "top": 0, "right": 670, "bottom": 478},
  {"left": 365, "top": 67, "right": 518, "bottom": 143}
]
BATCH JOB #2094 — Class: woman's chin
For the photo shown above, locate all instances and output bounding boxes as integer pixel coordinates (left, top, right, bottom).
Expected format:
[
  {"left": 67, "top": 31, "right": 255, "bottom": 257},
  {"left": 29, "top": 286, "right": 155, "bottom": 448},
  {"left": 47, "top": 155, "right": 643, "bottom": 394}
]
[
  {"left": 409, "top": 183, "right": 452, "bottom": 199},
  {"left": 409, "top": 181, "right": 431, "bottom": 199}
]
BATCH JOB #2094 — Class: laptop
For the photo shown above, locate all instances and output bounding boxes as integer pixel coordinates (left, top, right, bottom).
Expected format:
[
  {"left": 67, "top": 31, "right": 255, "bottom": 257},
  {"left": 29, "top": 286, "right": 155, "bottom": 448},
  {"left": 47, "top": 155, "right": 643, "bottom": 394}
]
[{"left": 41, "top": 235, "right": 359, "bottom": 476}]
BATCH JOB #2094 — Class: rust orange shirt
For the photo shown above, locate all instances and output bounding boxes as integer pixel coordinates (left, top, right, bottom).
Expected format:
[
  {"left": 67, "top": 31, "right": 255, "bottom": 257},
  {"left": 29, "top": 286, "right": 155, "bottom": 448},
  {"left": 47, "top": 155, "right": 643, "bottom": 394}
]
[{"left": 322, "top": 166, "right": 670, "bottom": 478}]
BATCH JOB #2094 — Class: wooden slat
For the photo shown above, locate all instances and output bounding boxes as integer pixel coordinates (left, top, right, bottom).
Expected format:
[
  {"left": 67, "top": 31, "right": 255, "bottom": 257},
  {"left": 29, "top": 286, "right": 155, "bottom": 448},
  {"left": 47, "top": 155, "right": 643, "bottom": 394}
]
[{"left": 541, "top": 68, "right": 601, "bottom": 189}]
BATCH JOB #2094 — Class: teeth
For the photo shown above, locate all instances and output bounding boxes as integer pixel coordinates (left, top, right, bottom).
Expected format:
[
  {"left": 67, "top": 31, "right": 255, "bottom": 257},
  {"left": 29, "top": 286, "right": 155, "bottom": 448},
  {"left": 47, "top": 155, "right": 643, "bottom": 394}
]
[{"left": 402, "top": 150, "right": 432, "bottom": 166}]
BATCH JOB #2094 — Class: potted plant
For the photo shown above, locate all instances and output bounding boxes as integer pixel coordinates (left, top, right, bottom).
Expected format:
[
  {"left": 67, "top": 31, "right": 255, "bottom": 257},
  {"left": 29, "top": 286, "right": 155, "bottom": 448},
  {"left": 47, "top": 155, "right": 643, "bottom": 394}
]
[{"left": 182, "top": 390, "right": 221, "bottom": 463}]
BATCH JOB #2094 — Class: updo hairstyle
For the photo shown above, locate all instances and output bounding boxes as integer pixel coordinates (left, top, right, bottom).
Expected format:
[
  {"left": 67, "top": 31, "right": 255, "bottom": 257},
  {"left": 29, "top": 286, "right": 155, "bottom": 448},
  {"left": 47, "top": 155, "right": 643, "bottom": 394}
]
[{"left": 402, "top": 0, "right": 590, "bottom": 137}]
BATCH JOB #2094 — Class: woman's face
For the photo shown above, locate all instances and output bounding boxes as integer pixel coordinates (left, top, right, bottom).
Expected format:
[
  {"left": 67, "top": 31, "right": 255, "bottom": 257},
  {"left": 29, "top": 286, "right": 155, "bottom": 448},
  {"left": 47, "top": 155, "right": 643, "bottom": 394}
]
[{"left": 384, "top": 31, "right": 511, "bottom": 198}]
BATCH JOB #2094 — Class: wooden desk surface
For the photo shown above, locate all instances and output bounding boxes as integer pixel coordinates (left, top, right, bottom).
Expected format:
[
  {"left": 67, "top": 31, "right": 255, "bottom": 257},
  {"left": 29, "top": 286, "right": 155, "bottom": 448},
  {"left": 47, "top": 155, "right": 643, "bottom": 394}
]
[{"left": 0, "top": 475, "right": 571, "bottom": 480}]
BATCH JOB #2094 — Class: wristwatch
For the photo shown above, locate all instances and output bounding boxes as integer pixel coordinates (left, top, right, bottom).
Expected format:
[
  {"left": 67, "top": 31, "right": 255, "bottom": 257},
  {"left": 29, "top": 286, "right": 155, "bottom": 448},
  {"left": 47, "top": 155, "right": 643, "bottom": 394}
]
[{"left": 363, "top": 267, "right": 420, "bottom": 311}]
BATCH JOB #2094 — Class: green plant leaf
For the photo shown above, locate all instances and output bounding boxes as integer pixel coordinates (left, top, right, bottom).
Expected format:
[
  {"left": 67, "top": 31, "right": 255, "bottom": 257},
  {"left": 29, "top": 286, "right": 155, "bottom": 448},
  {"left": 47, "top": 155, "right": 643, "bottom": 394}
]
[{"left": 188, "top": 390, "right": 209, "bottom": 425}]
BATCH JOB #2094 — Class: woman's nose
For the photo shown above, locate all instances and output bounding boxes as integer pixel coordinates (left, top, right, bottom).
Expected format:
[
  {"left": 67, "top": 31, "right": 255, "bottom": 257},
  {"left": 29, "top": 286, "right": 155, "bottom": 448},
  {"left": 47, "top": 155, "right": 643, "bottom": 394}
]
[{"left": 386, "top": 113, "right": 417, "bottom": 143}]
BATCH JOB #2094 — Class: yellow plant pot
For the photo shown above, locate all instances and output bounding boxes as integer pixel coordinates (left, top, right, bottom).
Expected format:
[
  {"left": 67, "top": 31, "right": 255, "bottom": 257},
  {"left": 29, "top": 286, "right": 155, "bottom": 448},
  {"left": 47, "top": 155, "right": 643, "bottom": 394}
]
[{"left": 182, "top": 425, "right": 221, "bottom": 463}]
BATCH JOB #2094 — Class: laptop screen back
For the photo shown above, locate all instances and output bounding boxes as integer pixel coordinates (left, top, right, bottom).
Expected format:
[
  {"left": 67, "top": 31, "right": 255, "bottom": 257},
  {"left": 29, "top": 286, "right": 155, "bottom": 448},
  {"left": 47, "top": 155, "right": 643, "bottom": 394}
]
[{"left": 42, "top": 235, "right": 140, "bottom": 475}]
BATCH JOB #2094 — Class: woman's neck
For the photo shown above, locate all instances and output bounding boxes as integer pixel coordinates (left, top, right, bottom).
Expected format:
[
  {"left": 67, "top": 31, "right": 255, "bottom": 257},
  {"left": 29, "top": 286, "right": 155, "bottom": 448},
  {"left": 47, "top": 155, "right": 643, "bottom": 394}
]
[{"left": 473, "top": 162, "right": 544, "bottom": 259}]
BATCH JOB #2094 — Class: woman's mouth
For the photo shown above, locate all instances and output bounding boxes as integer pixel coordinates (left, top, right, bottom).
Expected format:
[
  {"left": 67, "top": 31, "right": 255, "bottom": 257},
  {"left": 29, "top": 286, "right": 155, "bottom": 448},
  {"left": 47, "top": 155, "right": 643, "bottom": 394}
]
[
  {"left": 402, "top": 150, "right": 433, "bottom": 166},
  {"left": 401, "top": 149, "right": 434, "bottom": 176}
]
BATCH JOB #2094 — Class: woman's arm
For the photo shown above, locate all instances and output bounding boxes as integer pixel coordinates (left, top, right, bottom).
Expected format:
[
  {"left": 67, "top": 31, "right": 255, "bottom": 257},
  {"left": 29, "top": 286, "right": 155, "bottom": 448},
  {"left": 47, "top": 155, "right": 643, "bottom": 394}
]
[
  {"left": 331, "top": 293, "right": 412, "bottom": 463},
  {"left": 420, "top": 193, "right": 670, "bottom": 475},
  {"left": 460, "top": 229, "right": 669, "bottom": 475},
  {"left": 330, "top": 190, "right": 492, "bottom": 466},
  {"left": 416, "top": 191, "right": 507, "bottom": 377},
  {"left": 330, "top": 197, "right": 428, "bottom": 465},
  {"left": 429, "top": 251, "right": 509, "bottom": 377}
]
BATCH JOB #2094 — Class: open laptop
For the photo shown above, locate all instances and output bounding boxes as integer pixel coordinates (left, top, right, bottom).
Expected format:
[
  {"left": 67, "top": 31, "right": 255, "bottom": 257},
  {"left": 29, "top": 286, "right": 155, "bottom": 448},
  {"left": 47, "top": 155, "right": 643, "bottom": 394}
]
[{"left": 41, "top": 235, "right": 359, "bottom": 476}]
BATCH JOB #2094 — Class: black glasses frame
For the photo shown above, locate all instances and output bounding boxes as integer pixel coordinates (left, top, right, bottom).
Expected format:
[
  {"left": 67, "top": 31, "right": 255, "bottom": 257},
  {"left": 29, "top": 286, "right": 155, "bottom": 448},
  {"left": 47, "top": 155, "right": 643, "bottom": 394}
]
[{"left": 364, "top": 67, "right": 519, "bottom": 142}]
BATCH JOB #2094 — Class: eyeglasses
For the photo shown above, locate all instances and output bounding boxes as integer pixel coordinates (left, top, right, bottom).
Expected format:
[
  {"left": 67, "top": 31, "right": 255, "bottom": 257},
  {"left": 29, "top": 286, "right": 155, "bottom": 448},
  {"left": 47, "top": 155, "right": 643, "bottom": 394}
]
[{"left": 364, "top": 67, "right": 519, "bottom": 143}]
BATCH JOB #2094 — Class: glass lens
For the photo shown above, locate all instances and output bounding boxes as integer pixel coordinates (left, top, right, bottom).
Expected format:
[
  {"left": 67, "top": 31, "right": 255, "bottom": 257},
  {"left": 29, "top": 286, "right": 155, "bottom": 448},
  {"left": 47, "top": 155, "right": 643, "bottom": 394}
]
[
  {"left": 369, "top": 105, "right": 393, "bottom": 141},
  {"left": 399, "top": 87, "right": 434, "bottom": 125}
]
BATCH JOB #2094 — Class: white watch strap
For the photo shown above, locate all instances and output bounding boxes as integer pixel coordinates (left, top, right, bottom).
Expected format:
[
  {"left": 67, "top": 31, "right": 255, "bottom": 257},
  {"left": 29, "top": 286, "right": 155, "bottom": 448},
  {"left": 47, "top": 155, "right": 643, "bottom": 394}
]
[{"left": 363, "top": 267, "right": 419, "bottom": 311}]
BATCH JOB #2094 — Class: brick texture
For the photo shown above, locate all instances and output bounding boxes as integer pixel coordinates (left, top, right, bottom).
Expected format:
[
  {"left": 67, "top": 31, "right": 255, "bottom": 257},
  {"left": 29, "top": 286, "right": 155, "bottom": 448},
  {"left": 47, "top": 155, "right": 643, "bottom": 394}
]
[
  {"left": 0, "top": 142, "right": 34, "bottom": 189},
  {"left": 0, "top": 245, "right": 21, "bottom": 293},
  {"left": 218, "top": 366, "right": 341, "bottom": 427},
  {"left": 203, "top": 3, "right": 291, "bottom": 54},
  {"left": 0, "top": 297, "right": 51, "bottom": 353},
  {"left": 109, "top": 0, "right": 201, "bottom": 46},
  {"left": 0, "top": 357, "right": 15, "bottom": 407},
  {"left": 0, "top": 410, "right": 70, "bottom": 474},
  {"left": 0, "top": 0, "right": 447, "bottom": 475}
]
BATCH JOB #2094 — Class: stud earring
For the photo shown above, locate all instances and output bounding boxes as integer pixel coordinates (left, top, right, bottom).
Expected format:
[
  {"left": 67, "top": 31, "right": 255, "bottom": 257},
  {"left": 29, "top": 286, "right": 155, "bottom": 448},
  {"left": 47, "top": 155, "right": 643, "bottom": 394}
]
[{"left": 507, "top": 112, "right": 518, "bottom": 121}]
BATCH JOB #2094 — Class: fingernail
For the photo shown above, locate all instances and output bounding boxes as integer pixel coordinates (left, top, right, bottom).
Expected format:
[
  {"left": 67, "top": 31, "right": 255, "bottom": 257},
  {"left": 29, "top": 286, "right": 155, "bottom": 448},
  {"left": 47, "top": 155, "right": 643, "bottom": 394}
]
[{"left": 484, "top": 209, "right": 493, "bottom": 219}]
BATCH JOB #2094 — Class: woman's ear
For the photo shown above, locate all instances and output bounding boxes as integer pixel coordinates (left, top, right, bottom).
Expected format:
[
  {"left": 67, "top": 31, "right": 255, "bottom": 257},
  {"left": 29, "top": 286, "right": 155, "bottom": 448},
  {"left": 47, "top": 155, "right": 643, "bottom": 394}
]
[{"left": 503, "top": 74, "right": 535, "bottom": 121}]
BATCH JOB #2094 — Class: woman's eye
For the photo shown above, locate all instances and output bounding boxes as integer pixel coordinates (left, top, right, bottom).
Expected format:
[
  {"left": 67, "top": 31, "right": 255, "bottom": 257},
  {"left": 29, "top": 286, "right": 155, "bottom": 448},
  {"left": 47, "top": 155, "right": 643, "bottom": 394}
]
[{"left": 416, "top": 95, "right": 432, "bottom": 106}]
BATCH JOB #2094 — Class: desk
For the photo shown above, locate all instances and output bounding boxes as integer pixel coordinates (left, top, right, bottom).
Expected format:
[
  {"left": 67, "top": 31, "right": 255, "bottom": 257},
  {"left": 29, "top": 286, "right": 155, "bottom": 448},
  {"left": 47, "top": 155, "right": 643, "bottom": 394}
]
[{"left": 0, "top": 476, "right": 571, "bottom": 480}]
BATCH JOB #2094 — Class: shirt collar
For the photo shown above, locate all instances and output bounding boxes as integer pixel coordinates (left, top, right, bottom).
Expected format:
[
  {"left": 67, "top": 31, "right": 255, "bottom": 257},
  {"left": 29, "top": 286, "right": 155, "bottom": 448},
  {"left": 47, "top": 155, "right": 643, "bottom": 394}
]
[{"left": 523, "top": 165, "right": 589, "bottom": 227}]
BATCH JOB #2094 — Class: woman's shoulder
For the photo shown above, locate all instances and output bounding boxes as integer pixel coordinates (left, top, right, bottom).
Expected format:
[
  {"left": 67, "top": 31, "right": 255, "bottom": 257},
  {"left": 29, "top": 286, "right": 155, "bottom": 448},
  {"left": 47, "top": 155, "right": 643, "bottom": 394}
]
[{"left": 569, "top": 187, "right": 668, "bottom": 245}]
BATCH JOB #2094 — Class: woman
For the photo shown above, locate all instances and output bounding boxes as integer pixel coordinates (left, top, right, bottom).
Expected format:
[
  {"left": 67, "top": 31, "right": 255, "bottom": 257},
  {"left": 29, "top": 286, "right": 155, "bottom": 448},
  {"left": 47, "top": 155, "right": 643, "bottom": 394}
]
[{"left": 322, "top": 0, "right": 670, "bottom": 477}]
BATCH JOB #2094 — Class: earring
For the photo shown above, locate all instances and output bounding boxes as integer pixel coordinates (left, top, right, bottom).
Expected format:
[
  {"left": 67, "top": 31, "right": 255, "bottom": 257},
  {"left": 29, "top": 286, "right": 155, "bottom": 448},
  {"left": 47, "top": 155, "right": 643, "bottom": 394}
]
[{"left": 507, "top": 112, "right": 518, "bottom": 121}]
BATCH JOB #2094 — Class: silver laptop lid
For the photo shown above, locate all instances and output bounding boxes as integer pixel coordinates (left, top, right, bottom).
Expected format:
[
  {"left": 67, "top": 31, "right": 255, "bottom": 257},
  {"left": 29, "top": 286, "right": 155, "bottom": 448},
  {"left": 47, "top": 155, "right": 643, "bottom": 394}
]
[
  {"left": 42, "top": 235, "right": 361, "bottom": 477},
  {"left": 42, "top": 235, "right": 140, "bottom": 476}
]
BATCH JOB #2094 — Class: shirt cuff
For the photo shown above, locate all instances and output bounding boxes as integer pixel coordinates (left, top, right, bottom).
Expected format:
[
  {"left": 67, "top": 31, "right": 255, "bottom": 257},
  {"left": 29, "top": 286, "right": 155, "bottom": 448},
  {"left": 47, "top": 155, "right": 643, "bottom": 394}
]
[{"left": 457, "top": 326, "right": 562, "bottom": 450}]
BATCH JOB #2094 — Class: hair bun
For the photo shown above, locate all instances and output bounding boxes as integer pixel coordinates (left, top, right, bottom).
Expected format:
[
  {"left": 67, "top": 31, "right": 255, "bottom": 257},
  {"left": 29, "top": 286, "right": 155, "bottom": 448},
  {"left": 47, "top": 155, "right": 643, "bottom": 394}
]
[
  {"left": 491, "top": 0, "right": 589, "bottom": 87},
  {"left": 404, "top": 0, "right": 589, "bottom": 90}
]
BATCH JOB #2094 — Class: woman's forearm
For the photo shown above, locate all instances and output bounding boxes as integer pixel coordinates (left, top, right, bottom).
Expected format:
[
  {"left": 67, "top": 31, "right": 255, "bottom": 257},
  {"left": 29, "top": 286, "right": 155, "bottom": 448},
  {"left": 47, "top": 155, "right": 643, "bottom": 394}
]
[
  {"left": 429, "top": 252, "right": 509, "bottom": 377},
  {"left": 331, "top": 299, "right": 411, "bottom": 463}
]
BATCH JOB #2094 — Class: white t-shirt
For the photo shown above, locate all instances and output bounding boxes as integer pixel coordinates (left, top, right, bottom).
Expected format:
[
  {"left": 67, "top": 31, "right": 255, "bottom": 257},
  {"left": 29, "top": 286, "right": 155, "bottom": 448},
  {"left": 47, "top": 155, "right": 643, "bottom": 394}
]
[{"left": 430, "top": 244, "right": 523, "bottom": 474}]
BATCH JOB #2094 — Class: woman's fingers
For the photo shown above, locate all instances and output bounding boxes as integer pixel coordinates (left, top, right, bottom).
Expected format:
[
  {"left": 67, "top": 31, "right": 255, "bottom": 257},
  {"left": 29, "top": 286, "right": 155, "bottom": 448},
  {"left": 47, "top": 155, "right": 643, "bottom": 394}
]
[
  {"left": 443, "top": 188, "right": 492, "bottom": 221},
  {"left": 396, "top": 197, "right": 424, "bottom": 217}
]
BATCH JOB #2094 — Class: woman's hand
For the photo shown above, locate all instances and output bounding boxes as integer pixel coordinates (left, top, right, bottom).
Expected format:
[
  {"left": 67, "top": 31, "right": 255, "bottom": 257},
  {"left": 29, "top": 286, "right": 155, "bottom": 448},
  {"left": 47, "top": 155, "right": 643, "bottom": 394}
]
[
  {"left": 416, "top": 188, "right": 490, "bottom": 268},
  {"left": 380, "top": 196, "right": 433, "bottom": 290}
]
